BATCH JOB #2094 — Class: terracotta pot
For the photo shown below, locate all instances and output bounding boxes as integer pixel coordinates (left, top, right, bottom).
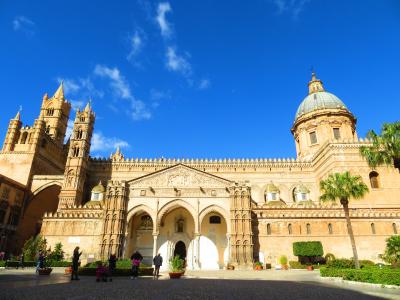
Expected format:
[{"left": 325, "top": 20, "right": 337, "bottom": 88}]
[
  {"left": 307, "top": 265, "right": 314, "bottom": 271},
  {"left": 65, "top": 266, "right": 72, "bottom": 275},
  {"left": 282, "top": 264, "right": 289, "bottom": 270},
  {"left": 38, "top": 268, "right": 53, "bottom": 275},
  {"left": 254, "top": 265, "right": 263, "bottom": 270},
  {"left": 169, "top": 272, "right": 183, "bottom": 279}
]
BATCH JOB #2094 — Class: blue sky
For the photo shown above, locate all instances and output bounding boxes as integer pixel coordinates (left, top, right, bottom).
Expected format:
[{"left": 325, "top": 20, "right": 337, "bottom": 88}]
[{"left": 1, "top": 0, "right": 399, "bottom": 158}]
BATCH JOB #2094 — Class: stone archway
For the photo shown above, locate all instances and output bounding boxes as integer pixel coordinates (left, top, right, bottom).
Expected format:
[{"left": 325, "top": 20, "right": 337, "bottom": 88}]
[
  {"left": 125, "top": 206, "right": 155, "bottom": 265},
  {"left": 17, "top": 184, "right": 61, "bottom": 250},
  {"left": 157, "top": 204, "right": 196, "bottom": 271},
  {"left": 199, "top": 209, "right": 228, "bottom": 269}
]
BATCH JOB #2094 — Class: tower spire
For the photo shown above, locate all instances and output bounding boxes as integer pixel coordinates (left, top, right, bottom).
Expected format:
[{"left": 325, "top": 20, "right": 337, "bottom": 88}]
[
  {"left": 53, "top": 81, "right": 65, "bottom": 99},
  {"left": 14, "top": 106, "right": 22, "bottom": 120},
  {"left": 308, "top": 71, "right": 325, "bottom": 94}
]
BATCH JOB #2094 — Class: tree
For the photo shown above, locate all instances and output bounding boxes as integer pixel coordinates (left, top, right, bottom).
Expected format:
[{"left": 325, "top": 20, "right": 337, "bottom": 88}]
[
  {"left": 319, "top": 171, "right": 369, "bottom": 269},
  {"left": 22, "top": 235, "right": 47, "bottom": 261},
  {"left": 48, "top": 243, "right": 64, "bottom": 262},
  {"left": 360, "top": 122, "right": 400, "bottom": 172},
  {"left": 380, "top": 235, "right": 400, "bottom": 267}
]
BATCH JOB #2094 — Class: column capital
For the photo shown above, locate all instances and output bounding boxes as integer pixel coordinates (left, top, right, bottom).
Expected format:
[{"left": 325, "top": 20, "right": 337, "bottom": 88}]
[{"left": 152, "top": 232, "right": 159, "bottom": 237}]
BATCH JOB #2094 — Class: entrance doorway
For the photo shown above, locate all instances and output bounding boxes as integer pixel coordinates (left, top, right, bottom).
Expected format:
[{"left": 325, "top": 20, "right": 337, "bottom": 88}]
[{"left": 173, "top": 241, "right": 186, "bottom": 260}]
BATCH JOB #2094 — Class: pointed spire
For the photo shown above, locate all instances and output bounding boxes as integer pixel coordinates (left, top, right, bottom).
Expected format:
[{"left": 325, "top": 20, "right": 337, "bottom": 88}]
[
  {"left": 43, "top": 93, "right": 48, "bottom": 102},
  {"left": 84, "top": 100, "right": 91, "bottom": 112},
  {"left": 14, "top": 111, "right": 21, "bottom": 121},
  {"left": 53, "top": 81, "right": 65, "bottom": 99},
  {"left": 308, "top": 71, "right": 325, "bottom": 94}
]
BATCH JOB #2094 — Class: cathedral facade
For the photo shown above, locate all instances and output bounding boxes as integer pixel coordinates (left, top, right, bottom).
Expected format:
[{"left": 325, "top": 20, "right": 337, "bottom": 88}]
[{"left": 1, "top": 73, "right": 399, "bottom": 269}]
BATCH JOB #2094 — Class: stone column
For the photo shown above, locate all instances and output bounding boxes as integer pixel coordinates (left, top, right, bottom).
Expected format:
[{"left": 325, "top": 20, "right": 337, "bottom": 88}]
[
  {"left": 226, "top": 234, "right": 231, "bottom": 267},
  {"left": 152, "top": 233, "right": 158, "bottom": 261},
  {"left": 194, "top": 233, "right": 201, "bottom": 269}
]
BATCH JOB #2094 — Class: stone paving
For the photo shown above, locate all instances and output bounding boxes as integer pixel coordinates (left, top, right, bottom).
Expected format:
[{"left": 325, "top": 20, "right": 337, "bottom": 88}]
[{"left": 0, "top": 268, "right": 399, "bottom": 300}]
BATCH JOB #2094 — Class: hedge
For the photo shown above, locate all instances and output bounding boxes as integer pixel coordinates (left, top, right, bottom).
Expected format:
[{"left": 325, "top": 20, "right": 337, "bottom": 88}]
[
  {"left": 289, "top": 261, "right": 321, "bottom": 269},
  {"left": 84, "top": 259, "right": 150, "bottom": 269},
  {"left": 320, "top": 267, "right": 400, "bottom": 286},
  {"left": 326, "top": 259, "right": 375, "bottom": 269},
  {"left": 4, "top": 260, "right": 71, "bottom": 268},
  {"left": 78, "top": 267, "right": 154, "bottom": 276},
  {"left": 293, "top": 241, "right": 323, "bottom": 257}
]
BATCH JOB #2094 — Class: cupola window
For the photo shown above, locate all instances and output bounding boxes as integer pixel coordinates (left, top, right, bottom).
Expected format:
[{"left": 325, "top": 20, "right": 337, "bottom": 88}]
[
  {"left": 333, "top": 128, "right": 341, "bottom": 140},
  {"left": 90, "top": 181, "right": 105, "bottom": 201},
  {"left": 309, "top": 131, "right": 317, "bottom": 145},
  {"left": 265, "top": 182, "right": 280, "bottom": 202}
]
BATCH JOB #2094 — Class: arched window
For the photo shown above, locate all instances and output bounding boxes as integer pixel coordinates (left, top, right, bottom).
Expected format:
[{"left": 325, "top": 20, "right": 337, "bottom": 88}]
[
  {"left": 306, "top": 223, "right": 311, "bottom": 235},
  {"left": 80, "top": 116, "right": 85, "bottom": 122},
  {"left": 328, "top": 223, "right": 333, "bottom": 234},
  {"left": 288, "top": 223, "right": 292, "bottom": 235},
  {"left": 72, "top": 146, "right": 80, "bottom": 157},
  {"left": 371, "top": 223, "right": 376, "bottom": 234},
  {"left": 76, "top": 128, "right": 83, "bottom": 139},
  {"left": 20, "top": 132, "right": 28, "bottom": 144},
  {"left": 393, "top": 223, "right": 398, "bottom": 234},
  {"left": 45, "top": 125, "right": 50, "bottom": 134},
  {"left": 176, "top": 218, "right": 184, "bottom": 233},
  {"left": 209, "top": 215, "right": 221, "bottom": 224},
  {"left": 267, "top": 223, "right": 271, "bottom": 235},
  {"left": 46, "top": 108, "right": 54, "bottom": 116},
  {"left": 369, "top": 172, "right": 380, "bottom": 189}
]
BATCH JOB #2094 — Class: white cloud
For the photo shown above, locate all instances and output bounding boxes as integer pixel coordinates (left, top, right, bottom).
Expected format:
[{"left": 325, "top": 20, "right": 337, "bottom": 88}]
[
  {"left": 94, "top": 65, "right": 132, "bottom": 99},
  {"left": 91, "top": 132, "right": 130, "bottom": 153},
  {"left": 166, "top": 47, "right": 192, "bottom": 76},
  {"left": 198, "top": 79, "right": 211, "bottom": 90},
  {"left": 13, "top": 16, "right": 35, "bottom": 35},
  {"left": 271, "top": 0, "right": 310, "bottom": 19},
  {"left": 94, "top": 64, "right": 151, "bottom": 120},
  {"left": 57, "top": 78, "right": 81, "bottom": 94},
  {"left": 64, "top": 120, "right": 74, "bottom": 142},
  {"left": 156, "top": 2, "right": 172, "bottom": 38},
  {"left": 127, "top": 30, "right": 144, "bottom": 62},
  {"left": 70, "top": 100, "right": 84, "bottom": 111}
]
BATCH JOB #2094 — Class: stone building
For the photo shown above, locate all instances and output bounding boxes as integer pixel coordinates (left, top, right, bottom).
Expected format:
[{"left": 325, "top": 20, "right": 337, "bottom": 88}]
[{"left": 1, "top": 73, "right": 399, "bottom": 269}]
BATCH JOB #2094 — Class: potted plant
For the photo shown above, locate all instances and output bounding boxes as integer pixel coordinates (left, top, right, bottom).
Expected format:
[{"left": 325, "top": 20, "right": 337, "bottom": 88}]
[
  {"left": 254, "top": 261, "right": 263, "bottom": 270},
  {"left": 279, "top": 255, "right": 288, "bottom": 270},
  {"left": 169, "top": 255, "right": 185, "bottom": 279},
  {"left": 226, "top": 263, "right": 235, "bottom": 270},
  {"left": 64, "top": 265, "right": 72, "bottom": 275},
  {"left": 306, "top": 265, "right": 314, "bottom": 271}
]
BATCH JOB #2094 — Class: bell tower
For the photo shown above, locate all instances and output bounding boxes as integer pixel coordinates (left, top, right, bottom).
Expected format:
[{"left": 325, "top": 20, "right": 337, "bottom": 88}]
[
  {"left": 58, "top": 102, "right": 95, "bottom": 208},
  {"left": 2, "top": 111, "right": 22, "bottom": 152},
  {"left": 40, "top": 82, "right": 71, "bottom": 147}
]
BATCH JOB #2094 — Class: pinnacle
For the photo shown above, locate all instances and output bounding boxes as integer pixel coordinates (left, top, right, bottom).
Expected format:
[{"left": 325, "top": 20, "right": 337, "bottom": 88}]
[{"left": 53, "top": 81, "right": 65, "bottom": 99}]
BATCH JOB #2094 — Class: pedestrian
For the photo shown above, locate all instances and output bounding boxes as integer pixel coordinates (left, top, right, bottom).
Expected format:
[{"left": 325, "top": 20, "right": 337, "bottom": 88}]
[
  {"left": 153, "top": 253, "right": 163, "bottom": 280},
  {"left": 95, "top": 261, "right": 109, "bottom": 282},
  {"left": 71, "top": 246, "right": 82, "bottom": 281},
  {"left": 108, "top": 253, "right": 117, "bottom": 281},
  {"left": 130, "top": 251, "right": 143, "bottom": 280},
  {"left": 17, "top": 253, "right": 24, "bottom": 269},
  {"left": 36, "top": 252, "right": 45, "bottom": 273}
]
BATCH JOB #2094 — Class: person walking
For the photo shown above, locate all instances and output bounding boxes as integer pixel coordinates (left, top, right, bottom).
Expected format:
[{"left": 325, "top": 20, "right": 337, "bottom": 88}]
[
  {"left": 130, "top": 251, "right": 143, "bottom": 280},
  {"left": 153, "top": 253, "right": 163, "bottom": 280},
  {"left": 17, "top": 253, "right": 24, "bottom": 269},
  {"left": 71, "top": 247, "right": 82, "bottom": 281},
  {"left": 36, "top": 252, "right": 45, "bottom": 273},
  {"left": 108, "top": 253, "right": 117, "bottom": 281}
]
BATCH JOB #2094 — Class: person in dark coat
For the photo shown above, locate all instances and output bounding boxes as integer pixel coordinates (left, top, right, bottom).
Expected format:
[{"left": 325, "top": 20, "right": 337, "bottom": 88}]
[
  {"left": 17, "top": 253, "right": 24, "bottom": 269},
  {"left": 108, "top": 253, "right": 117, "bottom": 281},
  {"left": 130, "top": 251, "right": 143, "bottom": 279},
  {"left": 153, "top": 253, "right": 163, "bottom": 279},
  {"left": 71, "top": 247, "right": 82, "bottom": 281}
]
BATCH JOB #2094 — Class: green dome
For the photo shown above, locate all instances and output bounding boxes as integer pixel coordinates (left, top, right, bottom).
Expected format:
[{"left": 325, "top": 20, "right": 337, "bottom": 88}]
[
  {"left": 265, "top": 182, "right": 279, "bottom": 193},
  {"left": 295, "top": 91, "right": 348, "bottom": 120},
  {"left": 294, "top": 183, "right": 310, "bottom": 194},
  {"left": 91, "top": 181, "right": 105, "bottom": 193}
]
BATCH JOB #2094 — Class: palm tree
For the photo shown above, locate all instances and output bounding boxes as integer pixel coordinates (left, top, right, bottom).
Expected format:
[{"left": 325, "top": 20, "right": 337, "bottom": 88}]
[
  {"left": 360, "top": 122, "right": 400, "bottom": 172},
  {"left": 319, "top": 171, "right": 369, "bottom": 269}
]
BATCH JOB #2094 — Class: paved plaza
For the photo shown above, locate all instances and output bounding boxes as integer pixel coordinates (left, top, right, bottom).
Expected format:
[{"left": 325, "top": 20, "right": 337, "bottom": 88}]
[{"left": 0, "top": 268, "right": 399, "bottom": 300}]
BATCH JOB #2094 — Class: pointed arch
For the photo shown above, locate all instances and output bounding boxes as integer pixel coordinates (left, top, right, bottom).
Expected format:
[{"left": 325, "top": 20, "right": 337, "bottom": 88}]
[
  {"left": 157, "top": 199, "right": 197, "bottom": 232},
  {"left": 199, "top": 205, "right": 230, "bottom": 234}
]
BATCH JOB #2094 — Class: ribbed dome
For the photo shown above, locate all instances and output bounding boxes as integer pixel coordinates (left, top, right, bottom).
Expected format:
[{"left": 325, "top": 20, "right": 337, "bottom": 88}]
[{"left": 295, "top": 91, "right": 347, "bottom": 119}]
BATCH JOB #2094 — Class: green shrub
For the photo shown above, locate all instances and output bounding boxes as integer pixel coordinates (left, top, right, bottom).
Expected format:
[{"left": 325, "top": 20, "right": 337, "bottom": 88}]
[
  {"left": 380, "top": 235, "right": 400, "bottom": 267},
  {"left": 84, "top": 259, "right": 149, "bottom": 269},
  {"left": 170, "top": 255, "right": 184, "bottom": 272},
  {"left": 326, "top": 259, "right": 375, "bottom": 269},
  {"left": 48, "top": 260, "right": 71, "bottom": 267},
  {"left": 22, "top": 235, "right": 47, "bottom": 261},
  {"left": 320, "top": 267, "right": 400, "bottom": 286},
  {"left": 47, "top": 243, "right": 64, "bottom": 262},
  {"left": 279, "top": 255, "right": 288, "bottom": 265},
  {"left": 324, "top": 253, "right": 335, "bottom": 262},
  {"left": 0, "top": 261, "right": 5, "bottom": 267},
  {"left": 293, "top": 241, "right": 323, "bottom": 257}
]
